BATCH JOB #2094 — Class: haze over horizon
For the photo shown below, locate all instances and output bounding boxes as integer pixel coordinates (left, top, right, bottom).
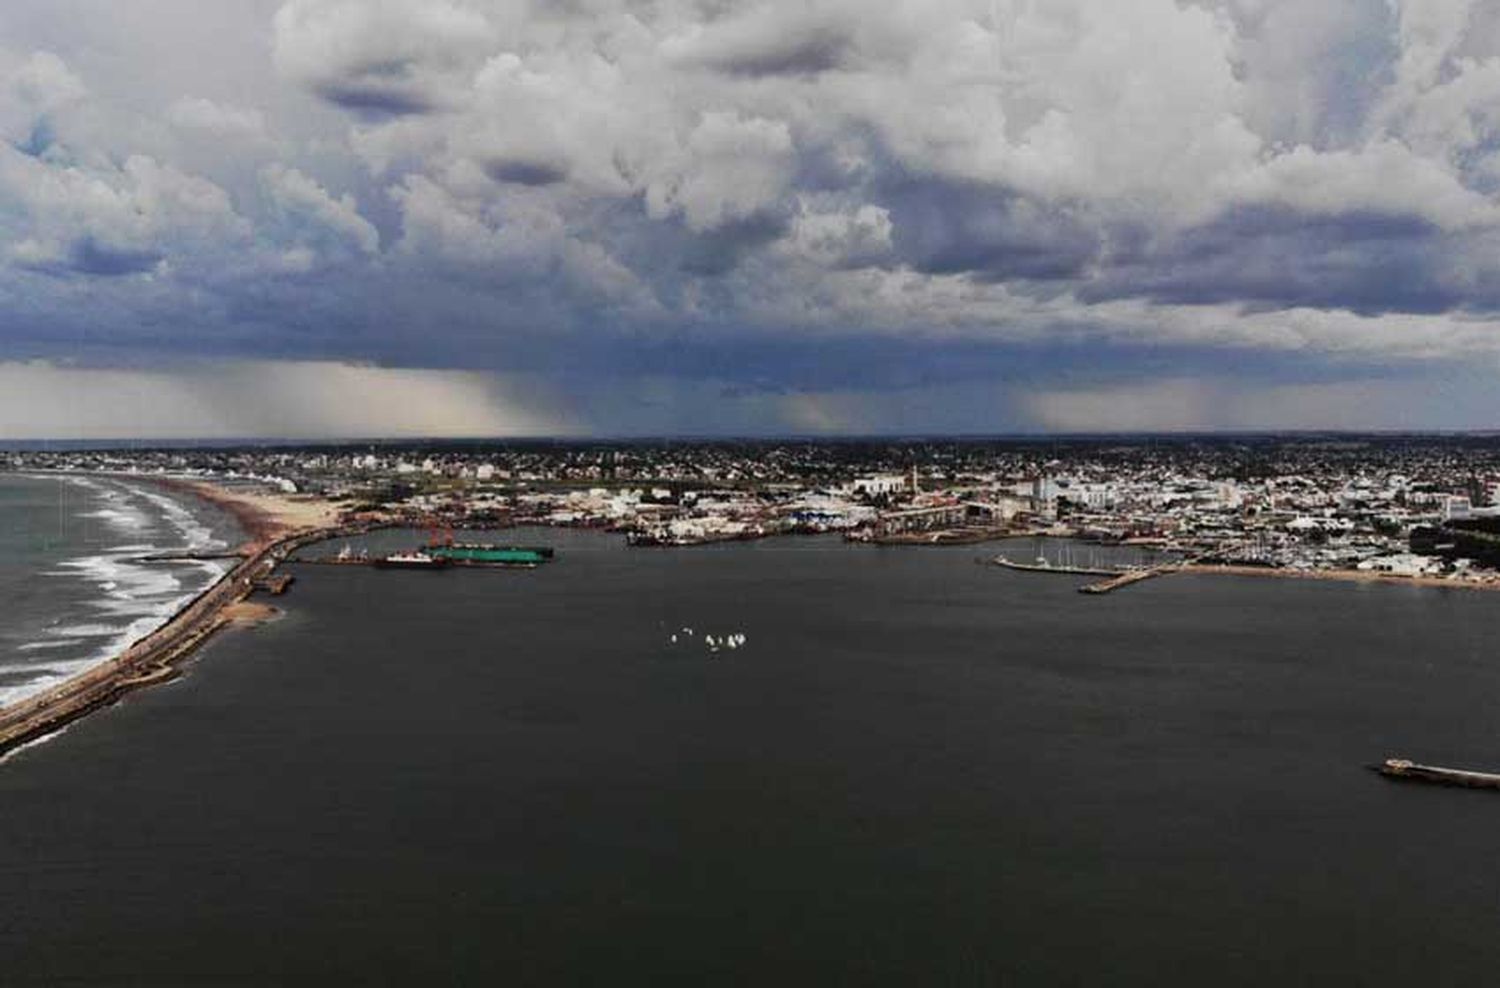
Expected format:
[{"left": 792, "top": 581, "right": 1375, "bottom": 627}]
[{"left": 5, "top": 1, "right": 1500, "bottom": 438}]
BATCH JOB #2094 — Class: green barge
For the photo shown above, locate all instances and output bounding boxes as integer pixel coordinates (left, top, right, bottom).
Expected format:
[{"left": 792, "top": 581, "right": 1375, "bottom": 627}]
[{"left": 428, "top": 544, "right": 554, "bottom": 567}]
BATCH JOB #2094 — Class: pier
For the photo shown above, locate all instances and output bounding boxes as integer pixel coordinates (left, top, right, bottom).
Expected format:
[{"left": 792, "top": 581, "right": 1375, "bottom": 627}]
[
  {"left": 992, "top": 553, "right": 1187, "bottom": 596},
  {"left": 991, "top": 556, "right": 1119, "bottom": 578},
  {"left": 1078, "top": 563, "right": 1181, "bottom": 595},
  {"left": 1373, "top": 758, "right": 1500, "bottom": 790}
]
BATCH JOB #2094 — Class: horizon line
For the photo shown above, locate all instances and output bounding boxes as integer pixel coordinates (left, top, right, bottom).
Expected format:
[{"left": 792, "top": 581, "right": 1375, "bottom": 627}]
[{"left": 5, "top": 428, "right": 1500, "bottom": 450}]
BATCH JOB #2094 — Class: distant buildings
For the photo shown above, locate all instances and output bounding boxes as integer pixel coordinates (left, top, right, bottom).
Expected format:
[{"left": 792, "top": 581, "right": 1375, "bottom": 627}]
[{"left": 6, "top": 436, "right": 1500, "bottom": 579}]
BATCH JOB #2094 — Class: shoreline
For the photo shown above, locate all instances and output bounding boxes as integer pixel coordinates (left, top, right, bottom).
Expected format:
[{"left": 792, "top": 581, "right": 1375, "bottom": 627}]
[
  {"left": 1181, "top": 562, "right": 1500, "bottom": 593},
  {"left": 0, "top": 475, "right": 345, "bottom": 759},
  {"left": 6, "top": 479, "right": 1497, "bottom": 759},
  {"left": 149, "top": 476, "right": 339, "bottom": 551}
]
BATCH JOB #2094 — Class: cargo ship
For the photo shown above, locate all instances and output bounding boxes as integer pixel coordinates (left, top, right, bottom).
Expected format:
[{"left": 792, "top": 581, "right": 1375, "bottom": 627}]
[{"left": 372, "top": 551, "right": 451, "bottom": 570}]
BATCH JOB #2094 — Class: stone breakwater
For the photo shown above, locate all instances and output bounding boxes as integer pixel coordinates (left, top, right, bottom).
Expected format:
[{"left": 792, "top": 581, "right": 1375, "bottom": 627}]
[{"left": 0, "top": 524, "right": 341, "bottom": 760}]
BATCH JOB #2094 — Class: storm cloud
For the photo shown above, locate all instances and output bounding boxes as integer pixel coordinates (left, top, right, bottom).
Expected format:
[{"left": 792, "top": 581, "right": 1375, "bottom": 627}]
[{"left": 3, "top": 0, "right": 1500, "bottom": 435}]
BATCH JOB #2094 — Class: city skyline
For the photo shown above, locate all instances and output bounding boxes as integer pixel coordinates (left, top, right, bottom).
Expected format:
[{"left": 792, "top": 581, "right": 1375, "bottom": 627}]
[{"left": 4, "top": 1, "right": 1500, "bottom": 437}]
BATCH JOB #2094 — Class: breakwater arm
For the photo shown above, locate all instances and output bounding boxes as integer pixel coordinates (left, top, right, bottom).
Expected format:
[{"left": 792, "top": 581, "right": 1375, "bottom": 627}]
[
  {"left": 0, "top": 525, "right": 344, "bottom": 760},
  {"left": 1373, "top": 758, "right": 1500, "bottom": 789}
]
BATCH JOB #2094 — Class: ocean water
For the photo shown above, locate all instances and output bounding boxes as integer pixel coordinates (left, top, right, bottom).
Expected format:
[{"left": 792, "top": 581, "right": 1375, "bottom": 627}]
[
  {"left": 4, "top": 527, "right": 1500, "bottom": 984},
  {"left": 0, "top": 473, "right": 241, "bottom": 708}
]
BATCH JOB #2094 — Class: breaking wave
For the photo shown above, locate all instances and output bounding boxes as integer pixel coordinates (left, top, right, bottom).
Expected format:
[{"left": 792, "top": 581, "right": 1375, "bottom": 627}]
[{"left": 0, "top": 476, "right": 240, "bottom": 708}]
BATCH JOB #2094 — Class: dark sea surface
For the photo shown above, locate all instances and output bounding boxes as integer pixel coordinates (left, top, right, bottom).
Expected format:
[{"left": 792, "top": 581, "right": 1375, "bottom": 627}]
[{"left": 3, "top": 527, "right": 1500, "bottom": 984}]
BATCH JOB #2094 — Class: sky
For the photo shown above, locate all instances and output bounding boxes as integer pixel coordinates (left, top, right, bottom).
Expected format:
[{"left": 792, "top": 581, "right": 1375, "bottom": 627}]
[{"left": 3, "top": 0, "right": 1500, "bottom": 438}]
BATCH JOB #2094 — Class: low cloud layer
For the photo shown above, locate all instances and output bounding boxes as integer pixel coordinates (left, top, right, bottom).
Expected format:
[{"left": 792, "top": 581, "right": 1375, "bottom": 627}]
[{"left": 2, "top": 1, "right": 1500, "bottom": 434}]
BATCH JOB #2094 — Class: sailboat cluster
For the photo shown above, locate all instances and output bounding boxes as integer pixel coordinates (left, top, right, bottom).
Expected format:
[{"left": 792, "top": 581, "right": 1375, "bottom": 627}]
[{"left": 668, "top": 627, "right": 748, "bottom": 654}]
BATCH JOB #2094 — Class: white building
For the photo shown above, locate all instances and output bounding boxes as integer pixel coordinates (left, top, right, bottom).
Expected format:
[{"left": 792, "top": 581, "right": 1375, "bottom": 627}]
[
  {"left": 851, "top": 475, "right": 907, "bottom": 497},
  {"left": 1358, "top": 553, "right": 1441, "bottom": 577}
]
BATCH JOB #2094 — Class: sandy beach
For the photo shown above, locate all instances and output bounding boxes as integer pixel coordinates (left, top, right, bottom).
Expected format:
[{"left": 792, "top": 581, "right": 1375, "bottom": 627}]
[
  {"left": 1182, "top": 563, "right": 1500, "bottom": 593},
  {"left": 154, "top": 478, "right": 340, "bottom": 550},
  {"left": 223, "top": 600, "right": 280, "bottom": 626}
]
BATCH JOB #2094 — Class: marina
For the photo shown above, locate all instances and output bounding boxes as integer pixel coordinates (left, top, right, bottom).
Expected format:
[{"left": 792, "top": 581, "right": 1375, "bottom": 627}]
[{"left": 991, "top": 556, "right": 1122, "bottom": 578}]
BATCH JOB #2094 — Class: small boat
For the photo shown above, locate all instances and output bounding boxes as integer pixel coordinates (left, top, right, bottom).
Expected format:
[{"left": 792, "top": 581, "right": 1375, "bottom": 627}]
[{"left": 373, "top": 551, "right": 451, "bottom": 570}]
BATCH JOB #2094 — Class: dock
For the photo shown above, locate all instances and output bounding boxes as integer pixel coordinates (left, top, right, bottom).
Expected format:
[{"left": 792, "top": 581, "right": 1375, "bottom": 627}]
[
  {"left": 252, "top": 574, "right": 295, "bottom": 595},
  {"left": 990, "top": 554, "right": 1186, "bottom": 596},
  {"left": 1374, "top": 758, "right": 1500, "bottom": 790},
  {"left": 1078, "top": 564, "right": 1181, "bottom": 595},
  {"left": 991, "top": 556, "right": 1120, "bottom": 578}
]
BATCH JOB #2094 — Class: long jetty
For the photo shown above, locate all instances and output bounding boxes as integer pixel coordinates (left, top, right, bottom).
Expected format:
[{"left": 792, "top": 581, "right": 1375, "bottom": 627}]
[
  {"left": 1374, "top": 758, "right": 1500, "bottom": 790},
  {"left": 0, "top": 524, "right": 344, "bottom": 760}
]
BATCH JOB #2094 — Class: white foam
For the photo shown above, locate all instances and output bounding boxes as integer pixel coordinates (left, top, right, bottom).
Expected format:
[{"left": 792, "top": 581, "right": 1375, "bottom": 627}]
[
  {"left": 2, "top": 477, "right": 237, "bottom": 710},
  {"left": 131, "top": 485, "right": 224, "bottom": 551},
  {"left": 60, "top": 554, "right": 182, "bottom": 599},
  {"left": 82, "top": 507, "right": 151, "bottom": 534},
  {"left": 49, "top": 623, "right": 124, "bottom": 639},
  {"left": 0, "top": 723, "right": 72, "bottom": 765}
]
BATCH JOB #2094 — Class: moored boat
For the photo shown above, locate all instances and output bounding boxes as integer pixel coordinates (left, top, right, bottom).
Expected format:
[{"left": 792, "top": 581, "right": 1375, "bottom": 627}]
[{"left": 373, "top": 551, "right": 451, "bottom": 570}]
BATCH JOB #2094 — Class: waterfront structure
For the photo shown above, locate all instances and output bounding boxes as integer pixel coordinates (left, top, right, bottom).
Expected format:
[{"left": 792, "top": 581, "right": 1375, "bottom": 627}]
[{"left": 6, "top": 436, "right": 1500, "bottom": 582}]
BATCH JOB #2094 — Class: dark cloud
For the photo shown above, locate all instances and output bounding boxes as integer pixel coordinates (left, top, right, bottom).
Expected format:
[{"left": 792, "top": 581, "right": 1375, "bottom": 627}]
[
  {"left": 2, "top": 0, "right": 1500, "bottom": 435},
  {"left": 699, "top": 29, "right": 852, "bottom": 77},
  {"left": 1078, "top": 207, "right": 1472, "bottom": 315},
  {"left": 676, "top": 213, "right": 792, "bottom": 276},
  {"left": 15, "top": 116, "right": 54, "bottom": 157},
  {"left": 70, "top": 237, "right": 162, "bottom": 276},
  {"left": 312, "top": 80, "right": 435, "bottom": 117},
  {"left": 884, "top": 181, "right": 1101, "bottom": 281},
  {"left": 483, "top": 158, "right": 570, "bottom": 186},
  {"left": 15, "top": 237, "right": 163, "bottom": 278}
]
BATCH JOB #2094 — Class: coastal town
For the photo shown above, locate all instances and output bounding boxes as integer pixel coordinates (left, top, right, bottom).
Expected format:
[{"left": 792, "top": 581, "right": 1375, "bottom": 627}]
[{"left": 8, "top": 436, "right": 1500, "bottom": 584}]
